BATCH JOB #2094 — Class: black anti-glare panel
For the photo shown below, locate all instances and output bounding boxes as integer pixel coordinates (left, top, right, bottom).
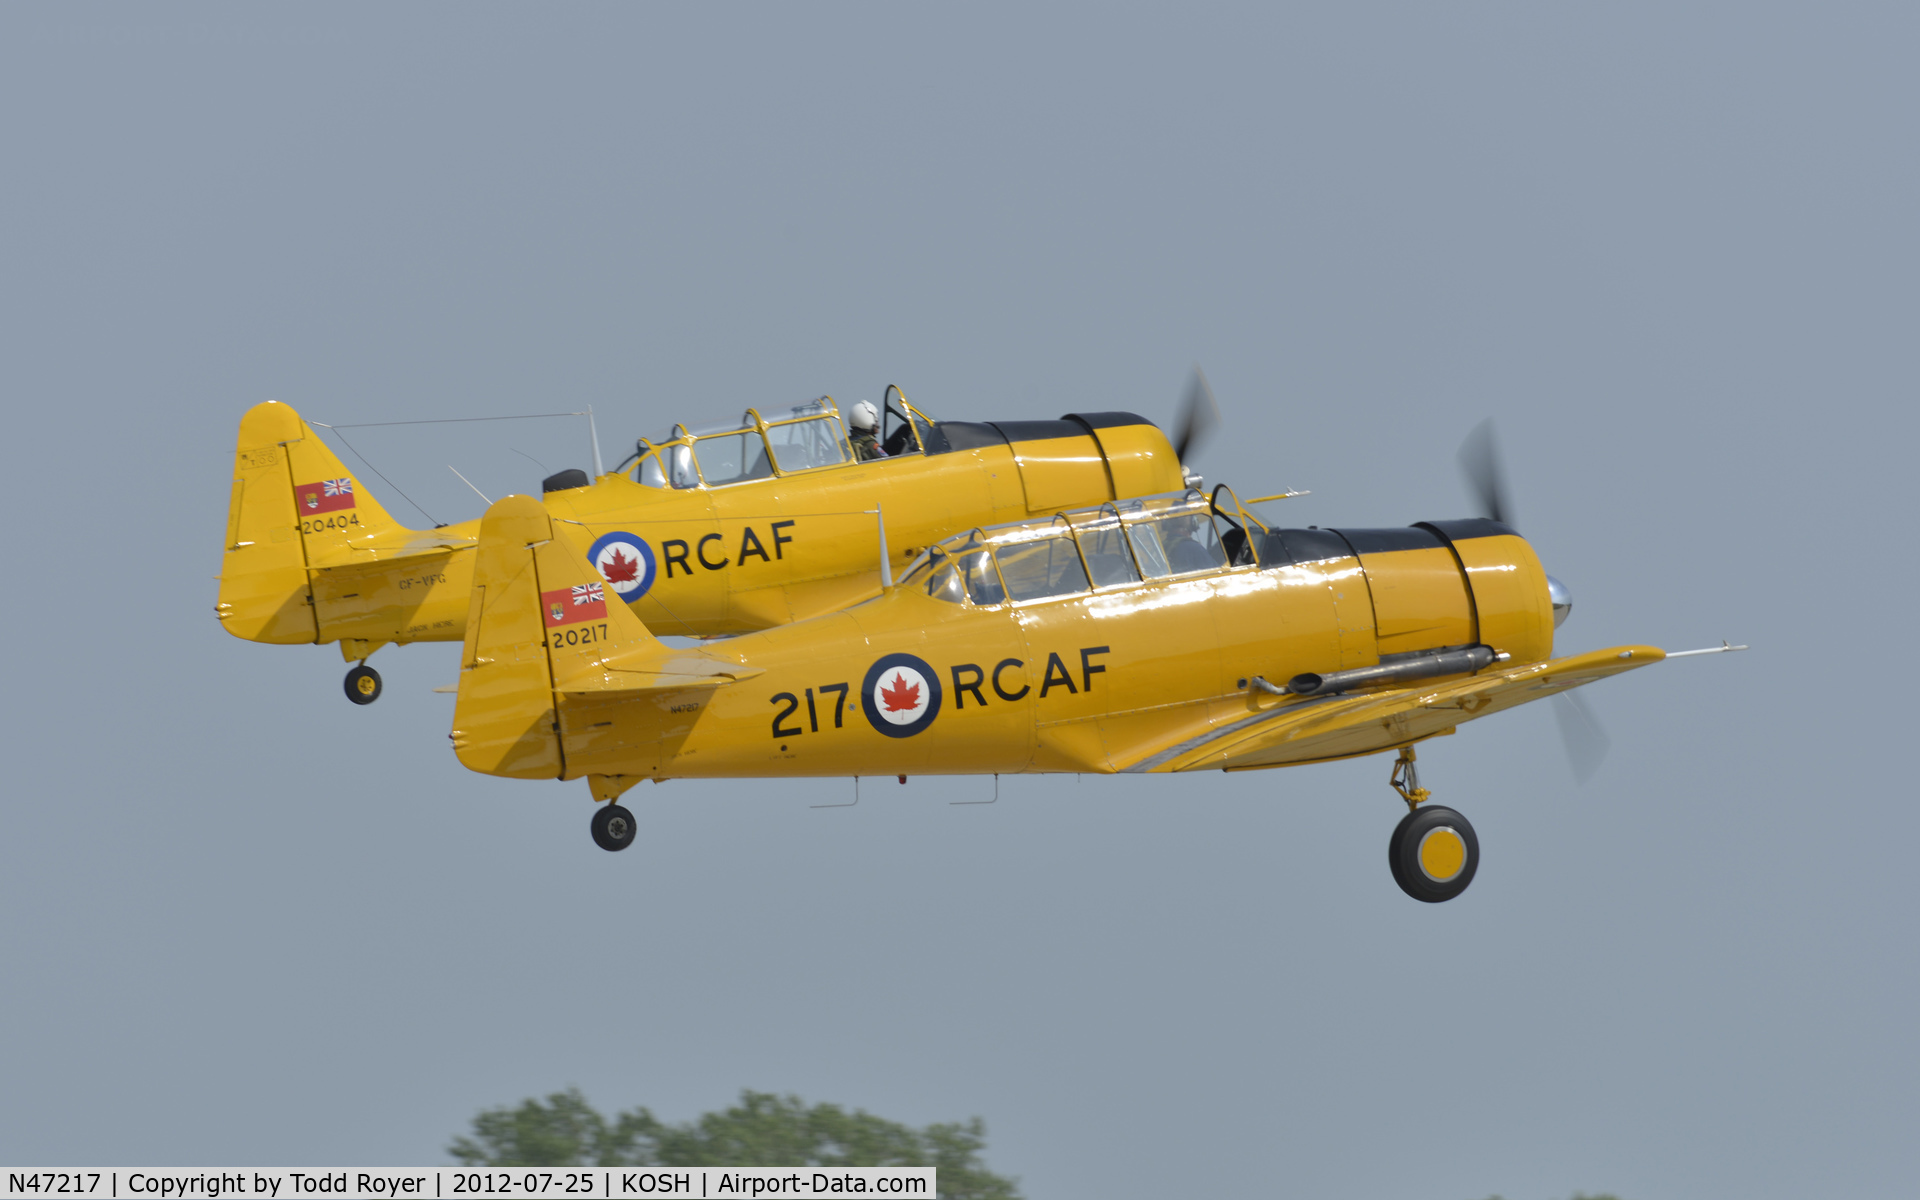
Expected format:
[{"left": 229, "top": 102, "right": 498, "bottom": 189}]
[
  {"left": 930, "top": 421, "right": 1007, "bottom": 453},
  {"left": 1334, "top": 526, "right": 1447, "bottom": 555},
  {"left": 1416, "top": 518, "right": 1521, "bottom": 543},
  {"left": 1259, "top": 527, "right": 1353, "bottom": 565},
  {"left": 1061, "top": 411, "right": 1154, "bottom": 430},
  {"left": 989, "top": 420, "right": 1088, "bottom": 443}
]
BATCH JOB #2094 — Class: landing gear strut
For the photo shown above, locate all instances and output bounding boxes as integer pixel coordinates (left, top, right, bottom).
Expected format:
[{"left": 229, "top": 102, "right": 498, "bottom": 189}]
[
  {"left": 1386, "top": 746, "right": 1478, "bottom": 903},
  {"left": 591, "top": 803, "right": 637, "bottom": 852},
  {"left": 344, "top": 663, "right": 382, "bottom": 705}
]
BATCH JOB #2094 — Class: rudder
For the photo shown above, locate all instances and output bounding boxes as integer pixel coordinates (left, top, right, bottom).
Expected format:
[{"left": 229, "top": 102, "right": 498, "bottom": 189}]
[
  {"left": 450, "top": 495, "right": 569, "bottom": 778},
  {"left": 217, "top": 401, "right": 319, "bottom": 643}
]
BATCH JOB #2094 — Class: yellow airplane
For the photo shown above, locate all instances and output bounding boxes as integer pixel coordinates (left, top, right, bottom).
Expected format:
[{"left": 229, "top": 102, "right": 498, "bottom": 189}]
[
  {"left": 446, "top": 476, "right": 1742, "bottom": 903},
  {"left": 216, "top": 386, "right": 1202, "bottom": 704}
]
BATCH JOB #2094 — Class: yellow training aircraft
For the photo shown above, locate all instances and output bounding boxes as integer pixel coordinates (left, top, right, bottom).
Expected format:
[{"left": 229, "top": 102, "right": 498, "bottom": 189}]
[
  {"left": 216, "top": 387, "right": 1198, "bottom": 704},
  {"left": 447, "top": 481, "right": 1741, "bottom": 903}
]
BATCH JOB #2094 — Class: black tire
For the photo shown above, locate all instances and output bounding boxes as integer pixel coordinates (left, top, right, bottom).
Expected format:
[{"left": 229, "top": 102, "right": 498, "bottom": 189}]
[
  {"left": 1387, "top": 811, "right": 1413, "bottom": 896},
  {"left": 1388, "top": 805, "right": 1479, "bottom": 903},
  {"left": 344, "top": 664, "right": 383, "bottom": 705},
  {"left": 590, "top": 803, "right": 637, "bottom": 852}
]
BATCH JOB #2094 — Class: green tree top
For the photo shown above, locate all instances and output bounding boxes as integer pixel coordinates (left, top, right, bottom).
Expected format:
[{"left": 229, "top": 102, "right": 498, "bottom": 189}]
[{"left": 448, "top": 1087, "right": 1020, "bottom": 1200}]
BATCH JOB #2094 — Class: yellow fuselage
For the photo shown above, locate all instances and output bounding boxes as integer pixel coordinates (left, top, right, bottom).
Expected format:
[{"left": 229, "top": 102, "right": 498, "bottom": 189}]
[
  {"left": 450, "top": 494, "right": 1570, "bottom": 787},
  {"left": 216, "top": 400, "right": 1185, "bottom": 653}
]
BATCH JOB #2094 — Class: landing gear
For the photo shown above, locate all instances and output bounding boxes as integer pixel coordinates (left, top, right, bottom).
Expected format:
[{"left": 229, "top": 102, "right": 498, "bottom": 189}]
[
  {"left": 344, "top": 663, "right": 382, "bottom": 705},
  {"left": 590, "top": 803, "right": 637, "bottom": 852},
  {"left": 1386, "top": 747, "right": 1479, "bottom": 903}
]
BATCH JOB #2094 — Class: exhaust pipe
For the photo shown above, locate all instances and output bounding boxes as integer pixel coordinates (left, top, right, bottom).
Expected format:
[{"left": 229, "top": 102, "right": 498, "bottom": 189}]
[{"left": 1268, "top": 644, "right": 1504, "bottom": 698}]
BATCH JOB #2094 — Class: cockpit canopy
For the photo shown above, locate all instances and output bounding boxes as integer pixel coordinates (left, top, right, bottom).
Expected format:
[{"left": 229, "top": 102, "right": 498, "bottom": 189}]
[
  {"left": 898, "top": 491, "right": 1241, "bottom": 606},
  {"left": 629, "top": 393, "right": 937, "bottom": 490},
  {"left": 631, "top": 399, "right": 850, "bottom": 489}
]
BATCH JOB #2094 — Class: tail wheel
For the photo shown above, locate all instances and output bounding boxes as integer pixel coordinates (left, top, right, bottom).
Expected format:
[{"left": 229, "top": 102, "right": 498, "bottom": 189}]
[
  {"left": 344, "top": 664, "right": 382, "bottom": 705},
  {"left": 1389, "top": 805, "right": 1479, "bottom": 903},
  {"left": 590, "top": 803, "right": 637, "bottom": 852}
]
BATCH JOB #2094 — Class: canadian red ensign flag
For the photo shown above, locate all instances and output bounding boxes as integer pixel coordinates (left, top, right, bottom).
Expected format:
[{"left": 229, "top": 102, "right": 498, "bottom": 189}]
[
  {"left": 295, "top": 477, "right": 356, "bottom": 514},
  {"left": 542, "top": 582, "right": 606, "bottom": 626}
]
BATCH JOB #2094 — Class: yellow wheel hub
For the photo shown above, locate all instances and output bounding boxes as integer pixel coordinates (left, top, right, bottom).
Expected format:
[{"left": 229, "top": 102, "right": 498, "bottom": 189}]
[
  {"left": 356, "top": 675, "right": 377, "bottom": 695},
  {"left": 1417, "top": 826, "right": 1467, "bottom": 882}
]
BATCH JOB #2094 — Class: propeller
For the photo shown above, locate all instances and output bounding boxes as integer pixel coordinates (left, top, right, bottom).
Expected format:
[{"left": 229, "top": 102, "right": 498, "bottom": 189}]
[
  {"left": 1456, "top": 417, "right": 1513, "bottom": 528},
  {"left": 1551, "top": 689, "right": 1613, "bottom": 785},
  {"left": 1172, "top": 365, "right": 1221, "bottom": 468},
  {"left": 1456, "top": 417, "right": 1611, "bottom": 783}
]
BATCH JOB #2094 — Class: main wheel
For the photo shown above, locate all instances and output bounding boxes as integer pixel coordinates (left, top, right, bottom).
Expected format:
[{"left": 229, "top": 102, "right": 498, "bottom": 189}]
[
  {"left": 590, "top": 803, "right": 637, "bottom": 852},
  {"left": 344, "top": 664, "right": 382, "bottom": 705},
  {"left": 1388, "top": 805, "right": 1479, "bottom": 903}
]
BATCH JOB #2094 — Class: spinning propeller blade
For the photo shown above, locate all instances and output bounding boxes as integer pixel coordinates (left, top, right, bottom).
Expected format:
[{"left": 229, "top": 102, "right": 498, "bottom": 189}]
[
  {"left": 1172, "top": 366, "right": 1221, "bottom": 466},
  {"left": 1456, "top": 417, "right": 1513, "bottom": 528},
  {"left": 1457, "top": 417, "right": 1606, "bottom": 780},
  {"left": 1552, "top": 689, "right": 1612, "bottom": 784}
]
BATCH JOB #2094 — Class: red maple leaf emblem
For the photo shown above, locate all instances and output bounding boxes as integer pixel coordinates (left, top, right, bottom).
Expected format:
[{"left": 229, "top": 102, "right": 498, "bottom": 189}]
[
  {"left": 880, "top": 672, "right": 921, "bottom": 713},
  {"left": 601, "top": 546, "right": 640, "bottom": 584}
]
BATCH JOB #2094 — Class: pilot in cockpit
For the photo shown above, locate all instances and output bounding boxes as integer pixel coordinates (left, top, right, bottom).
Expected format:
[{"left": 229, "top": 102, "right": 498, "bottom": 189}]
[{"left": 848, "top": 401, "right": 885, "bottom": 462}]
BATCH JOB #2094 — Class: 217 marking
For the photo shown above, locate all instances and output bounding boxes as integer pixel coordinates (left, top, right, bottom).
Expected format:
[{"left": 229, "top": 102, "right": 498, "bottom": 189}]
[{"left": 771, "top": 683, "right": 847, "bottom": 739}]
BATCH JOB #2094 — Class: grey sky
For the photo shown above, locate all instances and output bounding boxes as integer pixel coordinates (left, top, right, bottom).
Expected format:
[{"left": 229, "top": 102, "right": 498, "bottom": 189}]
[{"left": 1, "top": 5, "right": 1913, "bottom": 1198}]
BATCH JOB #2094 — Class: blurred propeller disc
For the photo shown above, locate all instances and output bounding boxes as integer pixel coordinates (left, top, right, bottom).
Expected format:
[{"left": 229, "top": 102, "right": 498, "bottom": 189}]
[
  {"left": 1458, "top": 417, "right": 1601, "bottom": 780},
  {"left": 1172, "top": 365, "right": 1221, "bottom": 466},
  {"left": 1457, "top": 417, "right": 1513, "bottom": 528},
  {"left": 1552, "top": 688, "right": 1612, "bottom": 784}
]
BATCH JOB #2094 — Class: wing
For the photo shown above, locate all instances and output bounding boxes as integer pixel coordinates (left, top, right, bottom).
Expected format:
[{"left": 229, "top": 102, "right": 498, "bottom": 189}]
[{"left": 1121, "top": 645, "right": 1666, "bottom": 773}]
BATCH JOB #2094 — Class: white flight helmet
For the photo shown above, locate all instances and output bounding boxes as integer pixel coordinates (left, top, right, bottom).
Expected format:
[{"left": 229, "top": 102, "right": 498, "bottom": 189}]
[{"left": 848, "top": 400, "right": 879, "bottom": 431}]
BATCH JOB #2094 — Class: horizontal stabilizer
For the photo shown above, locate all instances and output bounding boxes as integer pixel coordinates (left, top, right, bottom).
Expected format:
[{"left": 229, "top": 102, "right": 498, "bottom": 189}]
[
  {"left": 556, "top": 656, "right": 764, "bottom": 695},
  {"left": 307, "top": 535, "right": 476, "bottom": 571}
]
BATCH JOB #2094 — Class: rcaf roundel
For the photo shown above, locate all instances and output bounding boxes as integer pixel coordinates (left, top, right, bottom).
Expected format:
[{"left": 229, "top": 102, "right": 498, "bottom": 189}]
[
  {"left": 586, "top": 531, "right": 657, "bottom": 602},
  {"left": 861, "top": 652, "right": 943, "bottom": 738}
]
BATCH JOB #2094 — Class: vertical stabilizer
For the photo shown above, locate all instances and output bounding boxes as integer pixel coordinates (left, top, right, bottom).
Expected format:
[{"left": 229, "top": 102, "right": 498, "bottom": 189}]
[
  {"left": 451, "top": 496, "right": 567, "bottom": 779},
  {"left": 451, "top": 496, "right": 748, "bottom": 782},
  {"left": 217, "top": 401, "right": 320, "bottom": 643},
  {"left": 217, "top": 400, "right": 481, "bottom": 649},
  {"left": 278, "top": 410, "right": 412, "bottom": 567}
]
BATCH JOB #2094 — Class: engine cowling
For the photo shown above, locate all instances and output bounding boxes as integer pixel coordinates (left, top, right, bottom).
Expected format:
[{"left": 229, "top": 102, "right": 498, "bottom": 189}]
[{"left": 1323, "top": 519, "right": 1556, "bottom": 667}]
